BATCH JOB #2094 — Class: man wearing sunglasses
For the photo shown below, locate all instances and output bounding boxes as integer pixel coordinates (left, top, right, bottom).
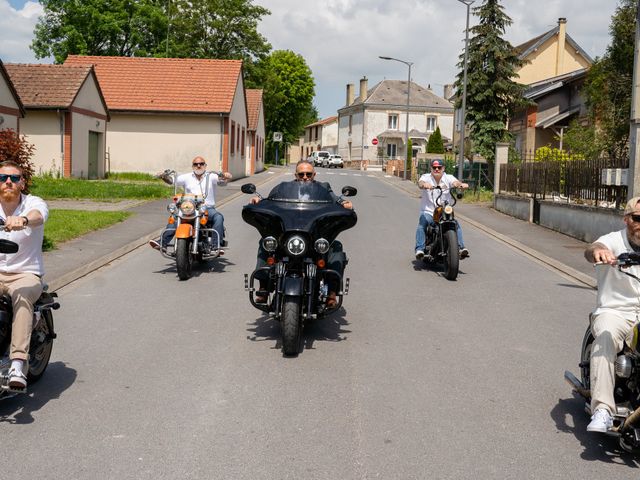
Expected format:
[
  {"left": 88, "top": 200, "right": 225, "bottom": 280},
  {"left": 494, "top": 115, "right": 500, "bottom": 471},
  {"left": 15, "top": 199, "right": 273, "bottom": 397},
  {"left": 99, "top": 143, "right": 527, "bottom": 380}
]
[
  {"left": 415, "top": 159, "right": 469, "bottom": 260},
  {"left": 249, "top": 160, "right": 352, "bottom": 306},
  {"left": 583, "top": 196, "right": 640, "bottom": 433},
  {"left": 0, "top": 161, "right": 48, "bottom": 389},
  {"left": 150, "top": 156, "right": 232, "bottom": 254}
]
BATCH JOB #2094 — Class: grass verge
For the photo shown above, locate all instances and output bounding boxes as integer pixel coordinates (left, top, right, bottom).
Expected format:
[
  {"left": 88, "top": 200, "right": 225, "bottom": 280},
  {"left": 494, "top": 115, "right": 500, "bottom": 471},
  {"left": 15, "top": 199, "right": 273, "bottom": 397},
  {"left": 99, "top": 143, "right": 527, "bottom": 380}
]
[
  {"left": 31, "top": 177, "right": 171, "bottom": 201},
  {"left": 43, "top": 209, "right": 132, "bottom": 251}
]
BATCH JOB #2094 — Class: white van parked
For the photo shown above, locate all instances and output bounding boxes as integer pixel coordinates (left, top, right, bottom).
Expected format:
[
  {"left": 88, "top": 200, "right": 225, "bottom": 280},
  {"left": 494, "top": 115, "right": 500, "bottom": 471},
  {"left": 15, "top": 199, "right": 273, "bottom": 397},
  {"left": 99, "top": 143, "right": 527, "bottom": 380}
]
[{"left": 307, "top": 151, "right": 330, "bottom": 167}]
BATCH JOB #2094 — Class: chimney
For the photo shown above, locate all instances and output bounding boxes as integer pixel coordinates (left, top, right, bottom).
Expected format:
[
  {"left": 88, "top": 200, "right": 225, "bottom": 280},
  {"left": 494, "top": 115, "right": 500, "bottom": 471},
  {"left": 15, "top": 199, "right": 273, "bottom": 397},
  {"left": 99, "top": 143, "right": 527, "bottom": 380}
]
[
  {"left": 359, "top": 76, "right": 368, "bottom": 102},
  {"left": 443, "top": 84, "right": 454, "bottom": 100},
  {"left": 346, "top": 83, "right": 355, "bottom": 106},
  {"left": 556, "top": 18, "right": 567, "bottom": 76}
]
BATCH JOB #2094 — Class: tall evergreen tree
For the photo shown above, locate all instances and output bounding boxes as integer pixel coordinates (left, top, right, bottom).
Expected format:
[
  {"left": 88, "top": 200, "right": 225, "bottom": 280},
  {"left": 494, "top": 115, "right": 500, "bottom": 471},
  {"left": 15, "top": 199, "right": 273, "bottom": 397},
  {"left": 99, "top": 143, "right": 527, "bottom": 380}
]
[
  {"left": 454, "top": 0, "right": 527, "bottom": 163},
  {"left": 426, "top": 126, "right": 445, "bottom": 153}
]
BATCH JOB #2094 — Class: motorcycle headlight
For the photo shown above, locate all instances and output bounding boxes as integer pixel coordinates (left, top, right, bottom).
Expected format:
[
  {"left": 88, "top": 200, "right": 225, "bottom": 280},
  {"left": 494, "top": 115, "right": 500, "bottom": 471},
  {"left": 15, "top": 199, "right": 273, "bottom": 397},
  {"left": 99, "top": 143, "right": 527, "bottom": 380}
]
[
  {"left": 444, "top": 205, "right": 453, "bottom": 215},
  {"left": 286, "top": 235, "right": 306, "bottom": 256},
  {"left": 314, "top": 238, "right": 330, "bottom": 254},
  {"left": 262, "top": 236, "right": 278, "bottom": 252},
  {"left": 180, "top": 199, "right": 196, "bottom": 216},
  {"left": 167, "top": 203, "right": 177, "bottom": 214}
]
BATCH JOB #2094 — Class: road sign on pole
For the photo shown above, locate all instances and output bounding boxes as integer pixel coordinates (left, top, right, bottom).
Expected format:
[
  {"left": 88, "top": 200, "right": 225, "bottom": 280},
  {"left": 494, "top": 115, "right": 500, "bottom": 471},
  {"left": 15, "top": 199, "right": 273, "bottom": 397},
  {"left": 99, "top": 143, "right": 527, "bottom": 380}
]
[
  {"left": 372, "top": 138, "right": 379, "bottom": 145},
  {"left": 273, "top": 132, "right": 283, "bottom": 142}
]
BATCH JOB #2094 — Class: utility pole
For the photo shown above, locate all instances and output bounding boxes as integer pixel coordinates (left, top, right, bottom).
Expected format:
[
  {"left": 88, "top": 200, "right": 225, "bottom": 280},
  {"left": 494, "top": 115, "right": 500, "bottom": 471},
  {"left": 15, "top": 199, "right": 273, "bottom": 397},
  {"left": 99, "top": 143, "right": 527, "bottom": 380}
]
[{"left": 629, "top": 0, "right": 640, "bottom": 198}]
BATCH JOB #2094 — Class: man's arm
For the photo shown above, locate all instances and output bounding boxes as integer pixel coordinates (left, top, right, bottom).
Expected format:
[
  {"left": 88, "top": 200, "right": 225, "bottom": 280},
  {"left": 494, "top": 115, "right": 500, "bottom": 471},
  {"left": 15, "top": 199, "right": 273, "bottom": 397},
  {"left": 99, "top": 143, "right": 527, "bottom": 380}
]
[{"left": 585, "top": 241, "right": 617, "bottom": 265}]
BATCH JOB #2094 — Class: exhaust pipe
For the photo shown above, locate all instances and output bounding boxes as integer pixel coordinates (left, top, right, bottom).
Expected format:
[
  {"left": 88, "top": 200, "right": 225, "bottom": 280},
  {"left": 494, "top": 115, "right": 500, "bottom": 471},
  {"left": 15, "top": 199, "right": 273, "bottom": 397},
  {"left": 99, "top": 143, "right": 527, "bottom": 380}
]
[{"left": 564, "top": 370, "right": 591, "bottom": 399}]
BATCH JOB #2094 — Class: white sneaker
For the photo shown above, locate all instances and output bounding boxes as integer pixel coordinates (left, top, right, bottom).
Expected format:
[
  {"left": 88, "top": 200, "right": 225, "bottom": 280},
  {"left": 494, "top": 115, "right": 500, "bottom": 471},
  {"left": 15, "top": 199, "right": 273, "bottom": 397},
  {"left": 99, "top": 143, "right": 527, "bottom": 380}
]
[
  {"left": 587, "top": 408, "right": 613, "bottom": 433},
  {"left": 8, "top": 367, "right": 27, "bottom": 389},
  {"left": 415, "top": 250, "right": 425, "bottom": 260}
]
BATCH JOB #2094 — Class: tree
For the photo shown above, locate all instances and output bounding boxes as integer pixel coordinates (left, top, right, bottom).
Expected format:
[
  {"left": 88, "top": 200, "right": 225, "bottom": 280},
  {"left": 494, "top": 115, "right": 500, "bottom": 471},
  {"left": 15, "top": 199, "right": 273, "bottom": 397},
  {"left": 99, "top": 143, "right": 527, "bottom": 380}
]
[
  {"left": 427, "top": 126, "right": 445, "bottom": 153},
  {"left": 454, "top": 0, "right": 527, "bottom": 163},
  {"left": 566, "top": 0, "right": 635, "bottom": 161},
  {"left": 252, "top": 50, "right": 315, "bottom": 162},
  {"left": 0, "top": 130, "right": 36, "bottom": 192}
]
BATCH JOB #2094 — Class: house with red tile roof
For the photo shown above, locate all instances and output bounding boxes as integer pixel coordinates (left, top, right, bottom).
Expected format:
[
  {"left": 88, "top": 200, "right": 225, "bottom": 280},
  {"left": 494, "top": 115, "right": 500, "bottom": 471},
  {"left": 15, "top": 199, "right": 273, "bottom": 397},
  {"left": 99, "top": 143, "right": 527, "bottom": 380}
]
[
  {"left": 65, "top": 55, "right": 249, "bottom": 177},
  {"left": 245, "top": 89, "right": 265, "bottom": 175},
  {"left": 5, "top": 63, "right": 109, "bottom": 178},
  {"left": 0, "top": 60, "right": 25, "bottom": 133},
  {"left": 302, "top": 116, "right": 338, "bottom": 159}
]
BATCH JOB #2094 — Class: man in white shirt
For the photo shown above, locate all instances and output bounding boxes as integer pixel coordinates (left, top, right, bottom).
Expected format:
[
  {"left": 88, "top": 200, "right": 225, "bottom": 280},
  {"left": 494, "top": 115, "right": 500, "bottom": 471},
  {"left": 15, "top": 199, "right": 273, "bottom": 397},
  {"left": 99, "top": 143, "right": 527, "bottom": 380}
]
[
  {"left": 584, "top": 196, "right": 640, "bottom": 433},
  {"left": 0, "top": 161, "right": 48, "bottom": 389},
  {"left": 150, "top": 156, "right": 232, "bottom": 253},
  {"left": 415, "top": 159, "right": 468, "bottom": 260}
]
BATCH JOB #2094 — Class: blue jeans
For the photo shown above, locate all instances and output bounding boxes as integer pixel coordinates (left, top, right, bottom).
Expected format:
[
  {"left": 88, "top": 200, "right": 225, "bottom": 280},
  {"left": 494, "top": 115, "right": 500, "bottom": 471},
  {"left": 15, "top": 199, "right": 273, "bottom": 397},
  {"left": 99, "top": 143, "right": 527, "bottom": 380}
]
[
  {"left": 415, "top": 212, "right": 465, "bottom": 251},
  {"left": 162, "top": 207, "right": 224, "bottom": 248}
]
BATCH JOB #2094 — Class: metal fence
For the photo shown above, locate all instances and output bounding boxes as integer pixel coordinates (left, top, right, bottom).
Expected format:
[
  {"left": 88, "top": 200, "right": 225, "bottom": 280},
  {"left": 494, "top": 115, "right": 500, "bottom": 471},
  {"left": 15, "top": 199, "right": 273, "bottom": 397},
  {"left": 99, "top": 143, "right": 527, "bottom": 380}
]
[{"left": 500, "top": 152, "right": 628, "bottom": 207}]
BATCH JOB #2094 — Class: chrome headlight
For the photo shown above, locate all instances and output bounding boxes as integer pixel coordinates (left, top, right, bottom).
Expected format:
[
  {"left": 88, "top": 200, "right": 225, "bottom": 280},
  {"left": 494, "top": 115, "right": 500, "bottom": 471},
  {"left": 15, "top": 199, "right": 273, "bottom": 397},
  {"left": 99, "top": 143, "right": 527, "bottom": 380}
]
[
  {"left": 167, "top": 203, "right": 177, "bottom": 214},
  {"left": 286, "top": 235, "right": 306, "bottom": 256},
  {"left": 262, "top": 236, "right": 278, "bottom": 252},
  {"left": 180, "top": 199, "right": 196, "bottom": 216},
  {"left": 314, "top": 238, "right": 330, "bottom": 254},
  {"left": 444, "top": 205, "right": 453, "bottom": 215}
]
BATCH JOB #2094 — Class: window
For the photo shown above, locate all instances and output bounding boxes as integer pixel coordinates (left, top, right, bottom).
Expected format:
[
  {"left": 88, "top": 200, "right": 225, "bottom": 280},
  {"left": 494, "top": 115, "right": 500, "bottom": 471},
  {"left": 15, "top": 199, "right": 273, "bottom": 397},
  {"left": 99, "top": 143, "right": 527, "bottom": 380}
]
[
  {"left": 348, "top": 115, "right": 353, "bottom": 134},
  {"left": 387, "top": 143, "right": 397, "bottom": 158},
  {"left": 241, "top": 128, "right": 245, "bottom": 157},
  {"left": 314, "top": 126, "right": 319, "bottom": 141},
  {"left": 230, "top": 121, "right": 235, "bottom": 154},
  {"left": 388, "top": 114, "right": 398, "bottom": 130},
  {"left": 427, "top": 116, "right": 437, "bottom": 132}
]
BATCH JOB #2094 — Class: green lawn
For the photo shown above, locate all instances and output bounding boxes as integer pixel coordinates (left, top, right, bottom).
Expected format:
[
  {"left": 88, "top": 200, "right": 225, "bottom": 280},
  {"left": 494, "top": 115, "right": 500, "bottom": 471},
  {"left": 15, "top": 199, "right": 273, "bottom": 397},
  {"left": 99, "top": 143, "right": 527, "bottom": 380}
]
[
  {"left": 43, "top": 209, "right": 132, "bottom": 251},
  {"left": 31, "top": 177, "right": 171, "bottom": 201}
]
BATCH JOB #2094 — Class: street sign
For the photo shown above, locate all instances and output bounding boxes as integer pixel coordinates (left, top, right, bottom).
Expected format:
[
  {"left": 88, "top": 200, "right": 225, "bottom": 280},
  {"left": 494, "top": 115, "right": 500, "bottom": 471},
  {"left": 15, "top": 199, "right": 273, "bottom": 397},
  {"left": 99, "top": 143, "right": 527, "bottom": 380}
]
[
  {"left": 273, "top": 132, "right": 283, "bottom": 142},
  {"left": 372, "top": 137, "right": 378, "bottom": 145}
]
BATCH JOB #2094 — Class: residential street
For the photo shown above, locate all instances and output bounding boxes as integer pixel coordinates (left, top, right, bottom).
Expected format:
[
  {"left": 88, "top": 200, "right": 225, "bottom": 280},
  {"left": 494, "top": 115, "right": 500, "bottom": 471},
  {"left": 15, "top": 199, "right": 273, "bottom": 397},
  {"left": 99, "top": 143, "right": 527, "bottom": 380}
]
[{"left": 1, "top": 170, "right": 638, "bottom": 479}]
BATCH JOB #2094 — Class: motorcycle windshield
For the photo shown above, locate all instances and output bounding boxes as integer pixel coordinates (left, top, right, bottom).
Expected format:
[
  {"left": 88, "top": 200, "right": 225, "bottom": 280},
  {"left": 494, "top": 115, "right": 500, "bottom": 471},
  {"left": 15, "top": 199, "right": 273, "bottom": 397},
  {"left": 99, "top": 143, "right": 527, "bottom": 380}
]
[{"left": 242, "top": 181, "right": 357, "bottom": 240}]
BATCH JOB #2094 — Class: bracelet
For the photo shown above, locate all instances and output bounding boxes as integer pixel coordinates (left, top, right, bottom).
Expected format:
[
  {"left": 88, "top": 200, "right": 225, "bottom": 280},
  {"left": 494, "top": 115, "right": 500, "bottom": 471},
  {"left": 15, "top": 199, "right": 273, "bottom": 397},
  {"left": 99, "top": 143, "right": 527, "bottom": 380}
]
[{"left": 21, "top": 216, "right": 28, "bottom": 226}]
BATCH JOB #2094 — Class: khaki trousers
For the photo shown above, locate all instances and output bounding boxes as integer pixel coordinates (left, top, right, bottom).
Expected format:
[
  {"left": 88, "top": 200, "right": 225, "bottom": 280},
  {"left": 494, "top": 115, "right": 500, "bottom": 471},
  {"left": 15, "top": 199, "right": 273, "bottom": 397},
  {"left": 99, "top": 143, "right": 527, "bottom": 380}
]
[
  {"left": 0, "top": 272, "right": 43, "bottom": 361},
  {"left": 590, "top": 310, "right": 636, "bottom": 415}
]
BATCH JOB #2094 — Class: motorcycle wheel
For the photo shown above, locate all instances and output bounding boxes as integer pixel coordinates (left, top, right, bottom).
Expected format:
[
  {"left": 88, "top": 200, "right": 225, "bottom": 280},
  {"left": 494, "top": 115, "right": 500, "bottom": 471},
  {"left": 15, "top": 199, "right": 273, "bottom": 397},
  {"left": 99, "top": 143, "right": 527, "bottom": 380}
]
[
  {"left": 28, "top": 310, "right": 54, "bottom": 382},
  {"left": 282, "top": 296, "right": 302, "bottom": 356},
  {"left": 580, "top": 326, "right": 594, "bottom": 390},
  {"left": 176, "top": 238, "right": 193, "bottom": 280},
  {"left": 443, "top": 230, "right": 459, "bottom": 281}
]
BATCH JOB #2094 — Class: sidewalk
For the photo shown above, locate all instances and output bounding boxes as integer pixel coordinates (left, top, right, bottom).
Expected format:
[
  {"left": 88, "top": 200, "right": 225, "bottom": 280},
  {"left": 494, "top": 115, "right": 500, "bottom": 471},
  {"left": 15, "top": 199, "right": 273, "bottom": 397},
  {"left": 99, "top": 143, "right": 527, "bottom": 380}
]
[
  {"left": 43, "top": 166, "right": 289, "bottom": 291},
  {"left": 374, "top": 172, "right": 596, "bottom": 289}
]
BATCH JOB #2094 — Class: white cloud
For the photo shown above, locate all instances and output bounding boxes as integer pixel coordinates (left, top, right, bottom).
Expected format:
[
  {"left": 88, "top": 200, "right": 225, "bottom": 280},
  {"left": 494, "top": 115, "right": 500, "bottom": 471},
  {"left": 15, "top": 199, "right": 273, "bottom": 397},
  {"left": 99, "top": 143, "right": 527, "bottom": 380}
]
[{"left": 0, "top": 1, "right": 45, "bottom": 63}]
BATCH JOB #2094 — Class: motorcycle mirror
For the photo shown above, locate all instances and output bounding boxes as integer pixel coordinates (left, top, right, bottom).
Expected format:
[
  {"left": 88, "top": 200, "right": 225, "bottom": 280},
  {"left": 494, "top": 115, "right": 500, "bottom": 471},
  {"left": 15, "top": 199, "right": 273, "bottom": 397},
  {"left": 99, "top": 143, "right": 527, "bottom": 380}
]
[
  {"left": 341, "top": 186, "right": 357, "bottom": 197},
  {"left": 241, "top": 183, "right": 256, "bottom": 194},
  {"left": 456, "top": 192, "right": 464, "bottom": 200},
  {"left": 0, "top": 239, "right": 18, "bottom": 254}
]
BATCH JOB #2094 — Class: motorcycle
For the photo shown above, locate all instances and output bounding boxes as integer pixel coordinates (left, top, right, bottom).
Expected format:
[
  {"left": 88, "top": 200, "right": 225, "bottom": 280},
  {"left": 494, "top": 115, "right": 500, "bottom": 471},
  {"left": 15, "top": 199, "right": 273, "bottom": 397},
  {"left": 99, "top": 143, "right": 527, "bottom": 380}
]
[
  {"left": 0, "top": 235, "right": 59, "bottom": 397},
  {"left": 564, "top": 251, "right": 640, "bottom": 452},
  {"left": 421, "top": 186, "right": 463, "bottom": 281},
  {"left": 158, "top": 169, "right": 226, "bottom": 280},
  {"left": 241, "top": 181, "right": 357, "bottom": 356}
]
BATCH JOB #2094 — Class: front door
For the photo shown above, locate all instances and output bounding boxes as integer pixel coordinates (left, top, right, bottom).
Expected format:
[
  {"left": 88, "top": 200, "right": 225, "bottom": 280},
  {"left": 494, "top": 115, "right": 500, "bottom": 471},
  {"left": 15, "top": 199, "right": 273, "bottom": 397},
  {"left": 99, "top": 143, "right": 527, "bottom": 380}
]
[{"left": 88, "top": 131, "right": 100, "bottom": 179}]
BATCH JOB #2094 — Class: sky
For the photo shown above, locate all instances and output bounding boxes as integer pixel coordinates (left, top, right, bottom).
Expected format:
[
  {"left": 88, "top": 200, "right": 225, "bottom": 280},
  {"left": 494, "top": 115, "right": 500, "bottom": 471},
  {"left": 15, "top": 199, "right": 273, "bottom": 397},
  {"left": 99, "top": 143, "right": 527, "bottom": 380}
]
[{"left": 0, "top": 0, "right": 624, "bottom": 119}]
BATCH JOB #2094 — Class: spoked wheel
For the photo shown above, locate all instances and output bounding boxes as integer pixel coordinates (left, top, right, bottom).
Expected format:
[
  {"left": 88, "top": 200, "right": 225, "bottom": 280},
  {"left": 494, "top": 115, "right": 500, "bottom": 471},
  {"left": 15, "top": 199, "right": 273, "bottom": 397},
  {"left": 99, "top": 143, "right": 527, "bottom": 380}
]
[
  {"left": 281, "top": 296, "right": 302, "bottom": 356},
  {"left": 443, "top": 230, "right": 459, "bottom": 281},
  {"left": 580, "top": 326, "right": 594, "bottom": 391},
  {"left": 176, "top": 238, "right": 193, "bottom": 280},
  {"left": 28, "top": 310, "right": 54, "bottom": 383}
]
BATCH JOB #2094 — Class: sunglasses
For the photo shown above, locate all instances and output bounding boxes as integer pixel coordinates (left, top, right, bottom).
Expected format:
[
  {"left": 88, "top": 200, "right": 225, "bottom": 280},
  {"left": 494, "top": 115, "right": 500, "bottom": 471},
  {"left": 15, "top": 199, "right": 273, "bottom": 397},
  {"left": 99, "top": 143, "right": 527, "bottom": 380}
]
[
  {"left": 297, "top": 172, "right": 314, "bottom": 178},
  {"left": 431, "top": 166, "right": 443, "bottom": 171},
  {"left": 630, "top": 214, "right": 640, "bottom": 222},
  {"left": 0, "top": 174, "right": 22, "bottom": 183},
  {"left": 192, "top": 162, "right": 206, "bottom": 167}
]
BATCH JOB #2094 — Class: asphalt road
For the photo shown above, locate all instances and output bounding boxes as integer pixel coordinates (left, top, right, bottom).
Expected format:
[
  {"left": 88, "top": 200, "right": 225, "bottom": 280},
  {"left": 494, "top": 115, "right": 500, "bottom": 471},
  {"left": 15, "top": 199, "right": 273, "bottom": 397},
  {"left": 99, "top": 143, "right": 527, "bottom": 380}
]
[{"left": 1, "top": 170, "right": 638, "bottom": 479}]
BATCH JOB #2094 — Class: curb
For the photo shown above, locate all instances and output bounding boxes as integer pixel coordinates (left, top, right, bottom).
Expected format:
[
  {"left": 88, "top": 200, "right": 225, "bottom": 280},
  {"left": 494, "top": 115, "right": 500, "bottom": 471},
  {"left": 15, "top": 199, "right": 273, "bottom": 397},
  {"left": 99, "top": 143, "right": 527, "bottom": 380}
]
[
  {"left": 373, "top": 173, "right": 596, "bottom": 290},
  {"left": 48, "top": 169, "right": 287, "bottom": 292}
]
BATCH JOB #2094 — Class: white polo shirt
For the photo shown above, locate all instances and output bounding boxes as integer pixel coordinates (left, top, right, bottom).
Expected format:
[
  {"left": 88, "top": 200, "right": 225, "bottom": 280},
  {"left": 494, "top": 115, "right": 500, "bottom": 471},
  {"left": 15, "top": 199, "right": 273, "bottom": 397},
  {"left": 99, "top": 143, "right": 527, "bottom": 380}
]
[
  {"left": 175, "top": 172, "right": 223, "bottom": 207},
  {"left": 0, "top": 194, "right": 49, "bottom": 276},
  {"left": 418, "top": 173, "right": 459, "bottom": 216}
]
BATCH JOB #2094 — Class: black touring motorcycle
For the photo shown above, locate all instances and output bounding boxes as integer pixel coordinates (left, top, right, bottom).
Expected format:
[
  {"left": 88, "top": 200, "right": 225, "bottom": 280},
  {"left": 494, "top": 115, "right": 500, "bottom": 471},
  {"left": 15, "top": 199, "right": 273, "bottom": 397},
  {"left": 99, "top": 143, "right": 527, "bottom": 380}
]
[
  {"left": 241, "top": 181, "right": 357, "bottom": 355},
  {"left": 565, "top": 251, "right": 640, "bottom": 452},
  {"left": 0, "top": 236, "right": 58, "bottom": 397}
]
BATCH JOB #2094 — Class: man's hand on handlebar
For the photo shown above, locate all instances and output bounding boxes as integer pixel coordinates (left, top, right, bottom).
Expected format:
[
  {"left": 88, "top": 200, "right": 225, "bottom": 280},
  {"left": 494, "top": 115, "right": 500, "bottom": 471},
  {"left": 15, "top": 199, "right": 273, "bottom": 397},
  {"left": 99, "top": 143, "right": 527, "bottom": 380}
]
[
  {"left": 3, "top": 215, "right": 28, "bottom": 231},
  {"left": 590, "top": 245, "right": 618, "bottom": 265}
]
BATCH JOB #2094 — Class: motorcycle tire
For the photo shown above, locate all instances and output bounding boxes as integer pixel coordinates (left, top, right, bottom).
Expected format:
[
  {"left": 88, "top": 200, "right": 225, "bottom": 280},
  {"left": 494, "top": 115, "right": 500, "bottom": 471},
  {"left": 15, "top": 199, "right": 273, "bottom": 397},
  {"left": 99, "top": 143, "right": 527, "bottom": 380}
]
[
  {"left": 282, "top": 296, "right": 302, "bottom": 356},
  {"left": 176, "top": 238, "right": 193, "bottom": 280},
  {"left": 580, "top": 326, "right": 594, "bottom": 391},
  {"left": 443, "top": 230, "right": 459, "bottom": 281},
  {"left": 28, "top": 309, "right": 54, "bottom": 382}
]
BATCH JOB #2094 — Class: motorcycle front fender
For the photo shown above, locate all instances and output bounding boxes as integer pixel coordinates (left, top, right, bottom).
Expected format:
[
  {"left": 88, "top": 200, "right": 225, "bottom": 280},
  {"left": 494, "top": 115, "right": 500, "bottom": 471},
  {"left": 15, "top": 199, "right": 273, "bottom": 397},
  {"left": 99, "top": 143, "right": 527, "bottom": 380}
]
[
  {"left": 175, "top": 223, "right": 193, "bottom": 239},
  {"left": 283, "top": 276, "right": 304, "bottom": 296}
]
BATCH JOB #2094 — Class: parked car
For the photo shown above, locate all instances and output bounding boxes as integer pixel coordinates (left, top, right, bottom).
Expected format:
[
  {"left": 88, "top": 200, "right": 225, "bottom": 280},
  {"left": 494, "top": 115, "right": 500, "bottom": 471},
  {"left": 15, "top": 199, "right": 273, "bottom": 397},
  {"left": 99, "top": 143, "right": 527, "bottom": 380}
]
[
  {"left": 307, "top": 151, "right": 330, "bottom": 167},
  {"left": 323, "top": 154, "right": 344, "bottom": 168}
]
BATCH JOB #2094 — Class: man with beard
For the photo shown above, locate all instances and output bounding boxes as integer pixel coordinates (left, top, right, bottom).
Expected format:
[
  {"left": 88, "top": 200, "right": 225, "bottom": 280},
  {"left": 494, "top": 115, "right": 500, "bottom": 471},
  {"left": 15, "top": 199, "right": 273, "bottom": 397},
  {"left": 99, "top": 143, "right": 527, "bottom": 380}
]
[
  {"left": 149, "top": 156, "right": 232, "bottom": 254},
  {"left": 0, "top": 161, "right": 48, "bottom": 389},
  {"left": 584, "top": 196, "right": 640, "bottom": 433}
]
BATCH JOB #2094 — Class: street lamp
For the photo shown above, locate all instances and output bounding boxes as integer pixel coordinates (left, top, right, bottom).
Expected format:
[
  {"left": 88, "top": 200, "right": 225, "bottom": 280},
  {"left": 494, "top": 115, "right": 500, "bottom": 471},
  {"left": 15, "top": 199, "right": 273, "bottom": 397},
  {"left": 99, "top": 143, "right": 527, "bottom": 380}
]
[
  {"left": 379, "top": 56, "right": 413, "bottom": 180},
  {"left": 457, "top": 0, "right": 474, "bottom": 180}
]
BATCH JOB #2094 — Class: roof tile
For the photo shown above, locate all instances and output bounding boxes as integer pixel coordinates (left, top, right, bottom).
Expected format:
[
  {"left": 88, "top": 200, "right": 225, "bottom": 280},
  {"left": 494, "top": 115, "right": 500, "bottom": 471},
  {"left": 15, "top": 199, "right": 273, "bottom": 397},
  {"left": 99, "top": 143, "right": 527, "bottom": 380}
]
[{"left": 245, "top": 89, "right": 263, "bottom": 130}]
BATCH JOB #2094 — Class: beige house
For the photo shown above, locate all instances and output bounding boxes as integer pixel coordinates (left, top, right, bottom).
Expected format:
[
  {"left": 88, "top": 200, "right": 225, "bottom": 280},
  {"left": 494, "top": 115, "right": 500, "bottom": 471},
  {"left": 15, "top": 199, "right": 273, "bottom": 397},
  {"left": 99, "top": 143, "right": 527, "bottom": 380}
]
[
  {"left": 0, "top": 60, "right": 25, "bottom": 133},
  {"left": 515, "top": 18, "right": 593, "bottom": 86},
  {"left": 338, "top": 77, "right": 454, "bottom": 164},
  {"left": 65, "top": 55, "right": 250, "bottom": 178},
  {"left": 5, "top": 63, "right": 109, "bottom": 178},
  {"left": 302, "top": 116, "right": 338, "bottom": 158},
  {"left": 245, "top": 89, "right": 265, "bottom": 175}
]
